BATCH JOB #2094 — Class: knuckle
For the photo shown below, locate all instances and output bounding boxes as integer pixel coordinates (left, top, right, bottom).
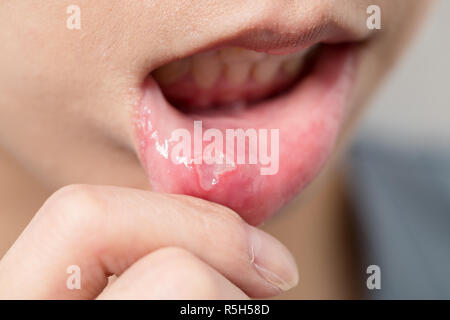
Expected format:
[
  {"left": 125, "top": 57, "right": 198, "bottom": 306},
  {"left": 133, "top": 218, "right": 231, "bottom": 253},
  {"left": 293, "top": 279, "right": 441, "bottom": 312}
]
[{"left": 38, "top": 184, "right": 108, "bottom": 233}]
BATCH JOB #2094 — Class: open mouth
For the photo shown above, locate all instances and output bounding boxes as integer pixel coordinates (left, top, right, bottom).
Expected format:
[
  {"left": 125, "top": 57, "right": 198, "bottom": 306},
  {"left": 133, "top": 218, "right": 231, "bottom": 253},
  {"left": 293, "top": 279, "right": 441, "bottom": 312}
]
[
  {"left": 134, "top": 27, "right": 361, "bottom": 226},
  {"left": 152, "top": 46, "right": 316, "bottom": 112}
]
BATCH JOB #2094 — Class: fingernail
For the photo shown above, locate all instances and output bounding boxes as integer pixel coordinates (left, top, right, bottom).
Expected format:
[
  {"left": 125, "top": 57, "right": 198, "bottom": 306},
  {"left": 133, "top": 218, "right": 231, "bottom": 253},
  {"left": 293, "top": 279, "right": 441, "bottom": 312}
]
[{"left": 249, "top": 227, "right": 299, "bottom": 292}]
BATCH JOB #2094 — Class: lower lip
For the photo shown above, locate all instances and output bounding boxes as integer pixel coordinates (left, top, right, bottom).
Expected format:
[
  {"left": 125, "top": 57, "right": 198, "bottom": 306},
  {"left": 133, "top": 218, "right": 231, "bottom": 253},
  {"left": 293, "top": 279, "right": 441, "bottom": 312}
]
[{"left": 135, "top": 45, "right": 358, "bottom": 226}]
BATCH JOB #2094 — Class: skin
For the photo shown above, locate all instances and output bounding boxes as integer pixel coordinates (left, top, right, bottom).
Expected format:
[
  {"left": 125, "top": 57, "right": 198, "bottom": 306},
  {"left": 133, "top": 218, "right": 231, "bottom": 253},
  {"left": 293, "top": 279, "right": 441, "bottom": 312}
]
[{"left": 0, "top": 0, "right": 430, "bottom": 299}]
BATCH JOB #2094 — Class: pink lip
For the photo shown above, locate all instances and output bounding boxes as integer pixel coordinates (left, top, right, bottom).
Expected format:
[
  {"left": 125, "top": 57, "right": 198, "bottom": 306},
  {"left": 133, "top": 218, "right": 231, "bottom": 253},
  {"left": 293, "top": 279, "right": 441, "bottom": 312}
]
[{"left": 135, "top": 45, "right": 358, "bottom": 226}]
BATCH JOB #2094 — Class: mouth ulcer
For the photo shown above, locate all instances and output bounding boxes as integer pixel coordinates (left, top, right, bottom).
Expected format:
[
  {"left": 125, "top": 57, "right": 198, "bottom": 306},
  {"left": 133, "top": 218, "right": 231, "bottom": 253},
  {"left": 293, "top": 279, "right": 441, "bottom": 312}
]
[
  {"left": 138, "top": 45, "right": 357, "bottom": 225},
  {"left": 152, "top": 47, "right": 314, "bottom": 111}
]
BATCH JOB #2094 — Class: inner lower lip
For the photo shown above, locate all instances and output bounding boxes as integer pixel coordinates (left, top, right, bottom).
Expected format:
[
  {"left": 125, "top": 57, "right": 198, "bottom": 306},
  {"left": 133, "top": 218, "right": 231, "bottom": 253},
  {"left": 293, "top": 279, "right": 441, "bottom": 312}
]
[{"left": 135, "top": 44, "right": 358, "bottom": 226}]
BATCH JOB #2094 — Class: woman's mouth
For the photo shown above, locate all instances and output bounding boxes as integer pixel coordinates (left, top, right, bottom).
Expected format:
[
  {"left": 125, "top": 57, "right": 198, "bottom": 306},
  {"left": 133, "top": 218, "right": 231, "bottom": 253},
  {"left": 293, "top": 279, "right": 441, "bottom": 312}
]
[
  {"left": 133, "top": 15, "right": 363, "bottom": 226},
  {"left": 152, "top": 47, "right": 314, "bottom": 111}
]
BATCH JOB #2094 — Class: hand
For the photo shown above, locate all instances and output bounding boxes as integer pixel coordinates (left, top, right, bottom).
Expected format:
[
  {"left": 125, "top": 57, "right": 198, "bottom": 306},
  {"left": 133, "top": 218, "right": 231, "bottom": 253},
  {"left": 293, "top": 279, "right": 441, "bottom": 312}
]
[{"left": 0, "top": 185, "right": 298, "bottom": 299}]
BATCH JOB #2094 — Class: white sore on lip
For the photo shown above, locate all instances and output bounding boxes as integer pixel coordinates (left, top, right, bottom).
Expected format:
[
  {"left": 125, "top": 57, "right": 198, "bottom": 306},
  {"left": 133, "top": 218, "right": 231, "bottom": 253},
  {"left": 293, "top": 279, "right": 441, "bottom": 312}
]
[{"left": 196, "top": 153, "right": 237, "bottom": 191}]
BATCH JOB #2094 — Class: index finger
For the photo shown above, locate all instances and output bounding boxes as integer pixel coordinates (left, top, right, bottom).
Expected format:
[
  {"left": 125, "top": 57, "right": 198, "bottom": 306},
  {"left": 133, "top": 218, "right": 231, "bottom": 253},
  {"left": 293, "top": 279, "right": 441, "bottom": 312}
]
[{"left": 0, "top": 184, "right": 298, "bottom": 299}]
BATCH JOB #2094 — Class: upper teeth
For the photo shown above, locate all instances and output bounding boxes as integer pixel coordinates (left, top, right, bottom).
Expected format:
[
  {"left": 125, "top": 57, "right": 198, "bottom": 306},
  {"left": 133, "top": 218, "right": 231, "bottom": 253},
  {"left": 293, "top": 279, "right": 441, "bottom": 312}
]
[
  {"left": 225, "top": 62, "right": 251, "bottom": 85},
  {"left": 219, "top": 48, "right": 265, "bottom": 63},
  {"left": 152, "top": 58, "right": 190, "bottom": 86},
  {"left": 153, "top": 47, "right": 310, "bottom": 88},
  {"left": 192, "top": 52, "right": 223, "bottom": 89}
]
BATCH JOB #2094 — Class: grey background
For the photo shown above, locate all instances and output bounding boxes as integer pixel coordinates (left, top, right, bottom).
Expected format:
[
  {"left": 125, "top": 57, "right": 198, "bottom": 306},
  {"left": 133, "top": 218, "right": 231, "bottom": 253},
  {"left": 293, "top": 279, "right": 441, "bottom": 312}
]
[
  {"left": 357, "top": 0, "right": 450, "bottom": 144},
  {"left": 348, "top": 0, "right": 450, "bottom": 299}
]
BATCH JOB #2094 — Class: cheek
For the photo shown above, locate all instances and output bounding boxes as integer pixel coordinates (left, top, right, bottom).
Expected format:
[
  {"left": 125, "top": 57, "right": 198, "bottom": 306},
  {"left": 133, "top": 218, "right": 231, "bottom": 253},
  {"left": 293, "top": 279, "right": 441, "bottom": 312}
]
[{"left": 0, "top": 2, "right": 145, "bottom": 182}]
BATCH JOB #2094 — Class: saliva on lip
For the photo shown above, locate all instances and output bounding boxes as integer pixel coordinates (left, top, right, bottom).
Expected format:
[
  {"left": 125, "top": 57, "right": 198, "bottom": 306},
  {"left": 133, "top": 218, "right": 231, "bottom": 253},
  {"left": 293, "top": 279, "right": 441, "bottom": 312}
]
[
  {"left": 195, "top": 152, "right": 237, "bottom": 191},
  {"left": 152, "top": 134, "right": 238, "bottom": 192}
]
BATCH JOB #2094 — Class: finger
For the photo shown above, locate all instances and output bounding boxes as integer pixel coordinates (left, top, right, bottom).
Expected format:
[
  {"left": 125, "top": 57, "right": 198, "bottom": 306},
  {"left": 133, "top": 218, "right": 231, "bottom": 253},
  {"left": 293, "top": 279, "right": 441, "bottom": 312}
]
[
  {"left": 98, "top": 247, "right": 249, "bottom": 300},
  {"left": 0, "top": 185, "right": 298, "bottom": 299}
]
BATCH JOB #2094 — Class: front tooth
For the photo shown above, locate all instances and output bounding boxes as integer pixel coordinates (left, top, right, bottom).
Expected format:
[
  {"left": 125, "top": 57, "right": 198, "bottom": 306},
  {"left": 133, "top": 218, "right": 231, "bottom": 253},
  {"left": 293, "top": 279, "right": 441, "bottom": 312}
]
[
  {"left": 281, "top": 58, "right": 304, "bottom": 77},
  {"left": 252, "top": 57, "right": 281, "bottom": 85},
  {"left": 192, "top": 52, "right": 222, "bottom": 89},
  {"left": 153, "top": 58, "right": 190, "bottom": 85},
  {"left": 225, "top": 62, "right": 251, "bottom": 85},
  {"left": 219, "top": 48, "right": 265, "bottom": 63}
]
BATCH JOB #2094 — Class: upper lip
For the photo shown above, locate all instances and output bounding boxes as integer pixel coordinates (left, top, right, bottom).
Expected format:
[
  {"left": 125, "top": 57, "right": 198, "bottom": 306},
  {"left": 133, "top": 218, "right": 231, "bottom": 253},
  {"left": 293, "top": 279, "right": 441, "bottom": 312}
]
[
  {"left": 218, "top": 12, "right": 368, "bottom": 54},
  {"left": 145, "top": 2, "right": 371, "bottom": 73}
]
